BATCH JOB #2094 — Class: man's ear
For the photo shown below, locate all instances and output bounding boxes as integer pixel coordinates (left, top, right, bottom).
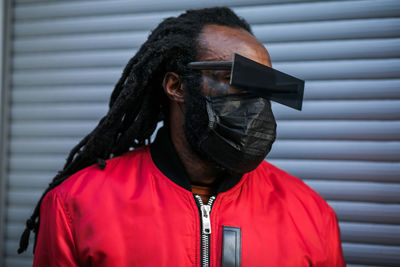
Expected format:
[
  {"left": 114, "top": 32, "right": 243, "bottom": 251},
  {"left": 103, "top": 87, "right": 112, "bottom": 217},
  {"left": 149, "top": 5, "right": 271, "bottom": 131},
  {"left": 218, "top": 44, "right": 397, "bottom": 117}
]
[{"left": 163, "top": 72, "right": 185, "bottom": 103}]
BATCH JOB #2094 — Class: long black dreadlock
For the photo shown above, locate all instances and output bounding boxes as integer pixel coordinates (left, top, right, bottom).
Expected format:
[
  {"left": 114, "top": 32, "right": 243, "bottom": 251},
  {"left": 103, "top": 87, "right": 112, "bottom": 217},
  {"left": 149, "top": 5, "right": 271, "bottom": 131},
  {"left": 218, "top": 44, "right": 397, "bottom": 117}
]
[{"left": 18, "top": 7, "right": 252, "bottom": 254}]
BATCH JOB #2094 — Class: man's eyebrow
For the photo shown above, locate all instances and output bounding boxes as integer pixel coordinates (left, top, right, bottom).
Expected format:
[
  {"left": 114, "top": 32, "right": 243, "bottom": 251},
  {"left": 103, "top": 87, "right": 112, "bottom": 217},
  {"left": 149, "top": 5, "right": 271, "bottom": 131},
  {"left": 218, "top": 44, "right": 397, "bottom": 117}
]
[{"left": 187, "top": 60, "right": 232, "bottom": 70}]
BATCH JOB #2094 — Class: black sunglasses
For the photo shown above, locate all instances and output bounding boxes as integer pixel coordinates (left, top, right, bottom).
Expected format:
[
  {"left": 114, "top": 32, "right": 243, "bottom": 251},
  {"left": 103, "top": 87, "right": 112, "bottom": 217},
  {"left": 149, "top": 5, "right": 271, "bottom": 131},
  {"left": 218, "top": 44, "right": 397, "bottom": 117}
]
[{"left": 187, "top": 53, "right": 304, "bottom": 111}]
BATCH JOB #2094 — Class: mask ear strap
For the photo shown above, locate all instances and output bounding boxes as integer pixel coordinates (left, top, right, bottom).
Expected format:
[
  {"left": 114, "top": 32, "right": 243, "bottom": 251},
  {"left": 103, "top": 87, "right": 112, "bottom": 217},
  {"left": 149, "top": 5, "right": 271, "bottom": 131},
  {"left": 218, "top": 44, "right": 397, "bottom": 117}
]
[
  {"left": 205, "top": 100, "right": 217, "bottom": 129},
  {"left": 178, "top": 94, "right": 216, "bottom": 130}
]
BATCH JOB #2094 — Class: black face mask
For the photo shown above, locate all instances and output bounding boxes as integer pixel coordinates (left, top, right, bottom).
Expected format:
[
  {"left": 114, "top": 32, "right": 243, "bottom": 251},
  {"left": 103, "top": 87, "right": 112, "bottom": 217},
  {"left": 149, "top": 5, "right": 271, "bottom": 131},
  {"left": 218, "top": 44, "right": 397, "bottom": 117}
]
[
  {"left": 184, "top": 53, "right": 304, "bottom": 173},
  {"left": 197, "top": 93, "right": 276, "bottom": 173},
  {"left": 184, "top": 77, "right": 276, "bottom": 174}
]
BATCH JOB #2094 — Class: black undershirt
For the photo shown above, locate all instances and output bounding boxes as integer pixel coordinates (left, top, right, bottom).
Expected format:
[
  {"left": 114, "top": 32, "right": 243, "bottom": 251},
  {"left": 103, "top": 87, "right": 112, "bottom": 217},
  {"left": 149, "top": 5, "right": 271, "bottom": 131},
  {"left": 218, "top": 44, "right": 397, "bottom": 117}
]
[{"left": 150, "top": 126, "right": 243, "bottom": 193}]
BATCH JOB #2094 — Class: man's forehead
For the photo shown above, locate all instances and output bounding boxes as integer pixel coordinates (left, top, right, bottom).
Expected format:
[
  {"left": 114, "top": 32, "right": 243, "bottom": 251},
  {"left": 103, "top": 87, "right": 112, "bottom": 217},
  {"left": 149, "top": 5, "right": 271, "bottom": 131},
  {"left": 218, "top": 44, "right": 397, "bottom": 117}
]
[{"left": 197, "top": 24, "right": 271, "bottom": 67}]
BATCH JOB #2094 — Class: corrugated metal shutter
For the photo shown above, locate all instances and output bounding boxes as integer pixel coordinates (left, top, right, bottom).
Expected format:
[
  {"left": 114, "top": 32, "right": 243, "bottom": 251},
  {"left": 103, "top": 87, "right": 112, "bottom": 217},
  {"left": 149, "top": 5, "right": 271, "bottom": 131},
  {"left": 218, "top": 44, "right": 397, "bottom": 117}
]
[{"left": 4, "top": 0, "right": 400, "bottom": 266}]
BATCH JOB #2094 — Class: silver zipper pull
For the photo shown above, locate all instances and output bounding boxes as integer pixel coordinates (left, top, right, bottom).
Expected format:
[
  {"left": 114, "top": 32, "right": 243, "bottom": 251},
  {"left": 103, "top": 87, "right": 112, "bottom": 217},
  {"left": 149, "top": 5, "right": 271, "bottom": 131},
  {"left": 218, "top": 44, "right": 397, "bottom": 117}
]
[{"left": 200, "top": 205, "right": 212, "bottom": 234}]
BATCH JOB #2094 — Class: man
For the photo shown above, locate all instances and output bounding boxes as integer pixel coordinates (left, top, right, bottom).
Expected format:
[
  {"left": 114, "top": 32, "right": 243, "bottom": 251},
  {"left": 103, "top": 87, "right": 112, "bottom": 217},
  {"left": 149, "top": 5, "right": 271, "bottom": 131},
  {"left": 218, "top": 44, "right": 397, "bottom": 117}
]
[{"left": 18, "top": 7, "right": 345, "bottom": 266}]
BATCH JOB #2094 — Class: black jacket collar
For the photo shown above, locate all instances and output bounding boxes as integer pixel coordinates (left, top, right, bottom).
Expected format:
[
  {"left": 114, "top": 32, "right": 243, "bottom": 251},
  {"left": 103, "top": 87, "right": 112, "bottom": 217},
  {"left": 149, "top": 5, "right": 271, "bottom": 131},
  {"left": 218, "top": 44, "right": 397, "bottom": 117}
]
[
  {"left": 150, "top": 127, "right": 192, "bottom": 191},
  {"left": 150, "top": 127, "right": 243, "bottom": 193}
]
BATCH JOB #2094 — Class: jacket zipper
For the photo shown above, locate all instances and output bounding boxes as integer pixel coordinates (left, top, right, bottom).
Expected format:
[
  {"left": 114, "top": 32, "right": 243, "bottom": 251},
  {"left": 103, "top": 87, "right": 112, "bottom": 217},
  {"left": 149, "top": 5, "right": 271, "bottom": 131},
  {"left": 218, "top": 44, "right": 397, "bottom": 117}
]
[{"left": 194, "top": 194, "right": 216, "bottom": 267}]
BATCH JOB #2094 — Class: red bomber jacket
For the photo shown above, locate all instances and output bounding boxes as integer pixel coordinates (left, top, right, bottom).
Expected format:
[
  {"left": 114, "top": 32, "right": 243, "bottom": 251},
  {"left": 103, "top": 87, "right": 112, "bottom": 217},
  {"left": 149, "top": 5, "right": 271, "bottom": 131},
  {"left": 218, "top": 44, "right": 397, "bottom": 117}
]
[{"left": 33, "top": 128, "right": 345, "bottom": 267}]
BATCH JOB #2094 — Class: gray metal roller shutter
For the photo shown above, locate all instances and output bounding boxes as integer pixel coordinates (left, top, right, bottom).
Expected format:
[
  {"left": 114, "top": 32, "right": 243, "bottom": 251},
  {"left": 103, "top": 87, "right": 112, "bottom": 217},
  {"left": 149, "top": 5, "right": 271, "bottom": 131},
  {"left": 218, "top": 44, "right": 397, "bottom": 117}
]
[{"left": 3, "top": 0, "right": 400, "bottom": 266}]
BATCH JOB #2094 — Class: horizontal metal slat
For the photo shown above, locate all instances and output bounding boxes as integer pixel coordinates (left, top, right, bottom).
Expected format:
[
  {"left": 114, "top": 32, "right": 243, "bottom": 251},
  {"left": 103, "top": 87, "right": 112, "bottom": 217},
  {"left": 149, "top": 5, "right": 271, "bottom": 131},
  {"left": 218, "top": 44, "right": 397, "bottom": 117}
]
[
  {"left": 7, "top": 194, "right": 400, "bottom": 225},
  {"left": 12, "top": 0, "right": 325, "bottom": 20},
  {"left": 10, "top": 138, "right": 79, "bottom": 154},
  {"left": 273, "top": 59, "right": 400, "bottom": 80},
  {"left": 305, "top": 180, "right": 400, "bottom": 203},
  {"left": 13, "top": 39, "right": 400, "bottom": 70},
  {"left": 10, "top": 100, "right": 400, "bottom": 120},
  {"left": 12, "top": 68, "right": 121, "bottom": 86},
  {"left": 8, "top": 190, "right": 51, "bottom": 207},
  {"left": 9, "top": 155, "right": 66, "bottom": 172},
  {"left": 269, "top": 159, "right": 400, "bottom": 182},
  {"left": 14, "top": 11, "right": 178, "bottom": 37},
  {"left": 16, "top": 238, "right": 399, "bottom": 265},
  {"left": 6, "top": 212, "right": 400, "bottom": 247},
  {"left": 343, "top": 242, "right": 400, "bottom": 265},
  {"left": 10, "top": 79, "right": 400, "bottom": 104},
  {"left": 340, "top": 222, "right": 400, "bottom": 246},
  {"left": 14, "top": 31, "right": 148, "bottom": 53},
  {"left": 277, "top": 120, "right": 400, "bottom": 141},
  {"left": 8, "top": 172, "right": 56, "bottom": 189},
  {"left": 10, "top": 138, "right": 400, "bottom": 162},
  {"left": 9, "top": 104, "right": 102, "bottom": 122},
  {"left": 4, "top": 244, "right": 398, "bottom": 265},
  {"left": 253, "top": 18, "right": 400, "bottom": 43},
  {"left": 328, "top": 201, "right": 400, "bottom": 224},
  {"left": 7, "top": 206, "right": 37, "bottom": 224},
  {"left": 14, "top": 1, "right": 400, "bottom": 36},
  {"left": 7, "top": 224, "right": 29, "bottom": 240},
  {"left": 10, "top": 119, "right": 400, "bottom": 141},
  {"left": 13, "top": 18, "right": 400, "bottom": 52},
  {"left": 6, "top": 240, "right": 34, "bottom": 259},
  {"left": 10, "top": 120, "right": 97, "bottom": 137},
  {"left": 13, "top": 50, "right": 133, "bottom": 70},
  {"left": 11, "top": 86, "right": 112, "bottom": 103},
  {"left": 7, "top": 194, "right": 400, "bottom": 226},
  {"left": 5, "top": 256, "right": 33, "bottom": 266},
  {"left": 11, "top": 103, "right": 107, "bottom": 120},
  {"left": 11, "top": 59, "right": 400, "bottom": 87},
  {"left": 7, "top": 157, "right": 400, "bottom": 182},
  {"left": 6, "top": 206, "right": 33, "bottom": 224},
  {"left": 272, "top": 100, "right": 400, "bottom": 120},
  {"left": 4, "top": 243, "right": 399, "bottom": 266},
  {"left": 235, "top": 0, "right": 400, "bottom": 24},
  {"left": 270, "top": 140, "right": 400, "bottom": 161},
  {"left": 268, "top": 38, "right": 400, "bottom": 61},
  {"left": 9, "top": 139, "right": 400, "bottom": 162},
  {"left": 303, "top": 79, "right": 400, "bottom": 100}
]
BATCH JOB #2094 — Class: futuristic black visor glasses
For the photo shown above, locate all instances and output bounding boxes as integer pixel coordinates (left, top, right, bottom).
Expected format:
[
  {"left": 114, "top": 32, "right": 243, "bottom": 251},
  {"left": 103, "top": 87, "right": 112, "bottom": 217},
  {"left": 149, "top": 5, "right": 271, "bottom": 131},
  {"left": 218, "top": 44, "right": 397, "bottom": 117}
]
[{"left": 187, "top": 53, "right": 305, "bottom": 111}]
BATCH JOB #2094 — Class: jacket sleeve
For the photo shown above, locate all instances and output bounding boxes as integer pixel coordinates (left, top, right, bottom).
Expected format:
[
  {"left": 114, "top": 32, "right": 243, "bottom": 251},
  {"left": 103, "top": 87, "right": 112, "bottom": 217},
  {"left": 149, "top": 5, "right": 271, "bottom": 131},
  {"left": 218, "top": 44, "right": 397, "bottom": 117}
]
[
  {"left": 33, "top": 189, "right": 79, "bottom": 267},
  {"left": 325, "top": 208, "right": 346, "bottom": 266}
]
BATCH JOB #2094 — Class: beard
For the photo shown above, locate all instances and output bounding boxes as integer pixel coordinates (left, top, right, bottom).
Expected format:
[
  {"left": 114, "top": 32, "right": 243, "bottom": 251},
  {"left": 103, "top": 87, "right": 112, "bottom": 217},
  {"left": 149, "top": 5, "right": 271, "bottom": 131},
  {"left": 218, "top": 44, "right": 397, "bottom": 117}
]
[
  {"left": 183, "top": 73, "right": 210, "bottom": 159},
  {"left": 182, "top": 74, "right": 234, "bottom": 174}
]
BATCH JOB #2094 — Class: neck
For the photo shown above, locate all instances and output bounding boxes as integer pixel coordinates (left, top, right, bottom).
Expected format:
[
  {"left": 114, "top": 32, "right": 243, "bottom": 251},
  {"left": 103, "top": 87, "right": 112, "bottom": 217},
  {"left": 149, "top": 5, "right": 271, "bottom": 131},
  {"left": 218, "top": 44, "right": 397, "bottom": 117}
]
[
  {"left": 170, "top": 126, "right": 219, "bottom": 185},
  {"left": 168, "top": 106, "right": 219, "bottom": 185}
]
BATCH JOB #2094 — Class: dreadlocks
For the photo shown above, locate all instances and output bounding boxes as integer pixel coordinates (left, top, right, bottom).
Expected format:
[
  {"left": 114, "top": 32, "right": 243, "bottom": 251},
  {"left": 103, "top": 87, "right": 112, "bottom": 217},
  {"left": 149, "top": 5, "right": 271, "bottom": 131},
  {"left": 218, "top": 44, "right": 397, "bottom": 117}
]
[{"left": 18, "top": 7, "right": 252, "bottom": 254}]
